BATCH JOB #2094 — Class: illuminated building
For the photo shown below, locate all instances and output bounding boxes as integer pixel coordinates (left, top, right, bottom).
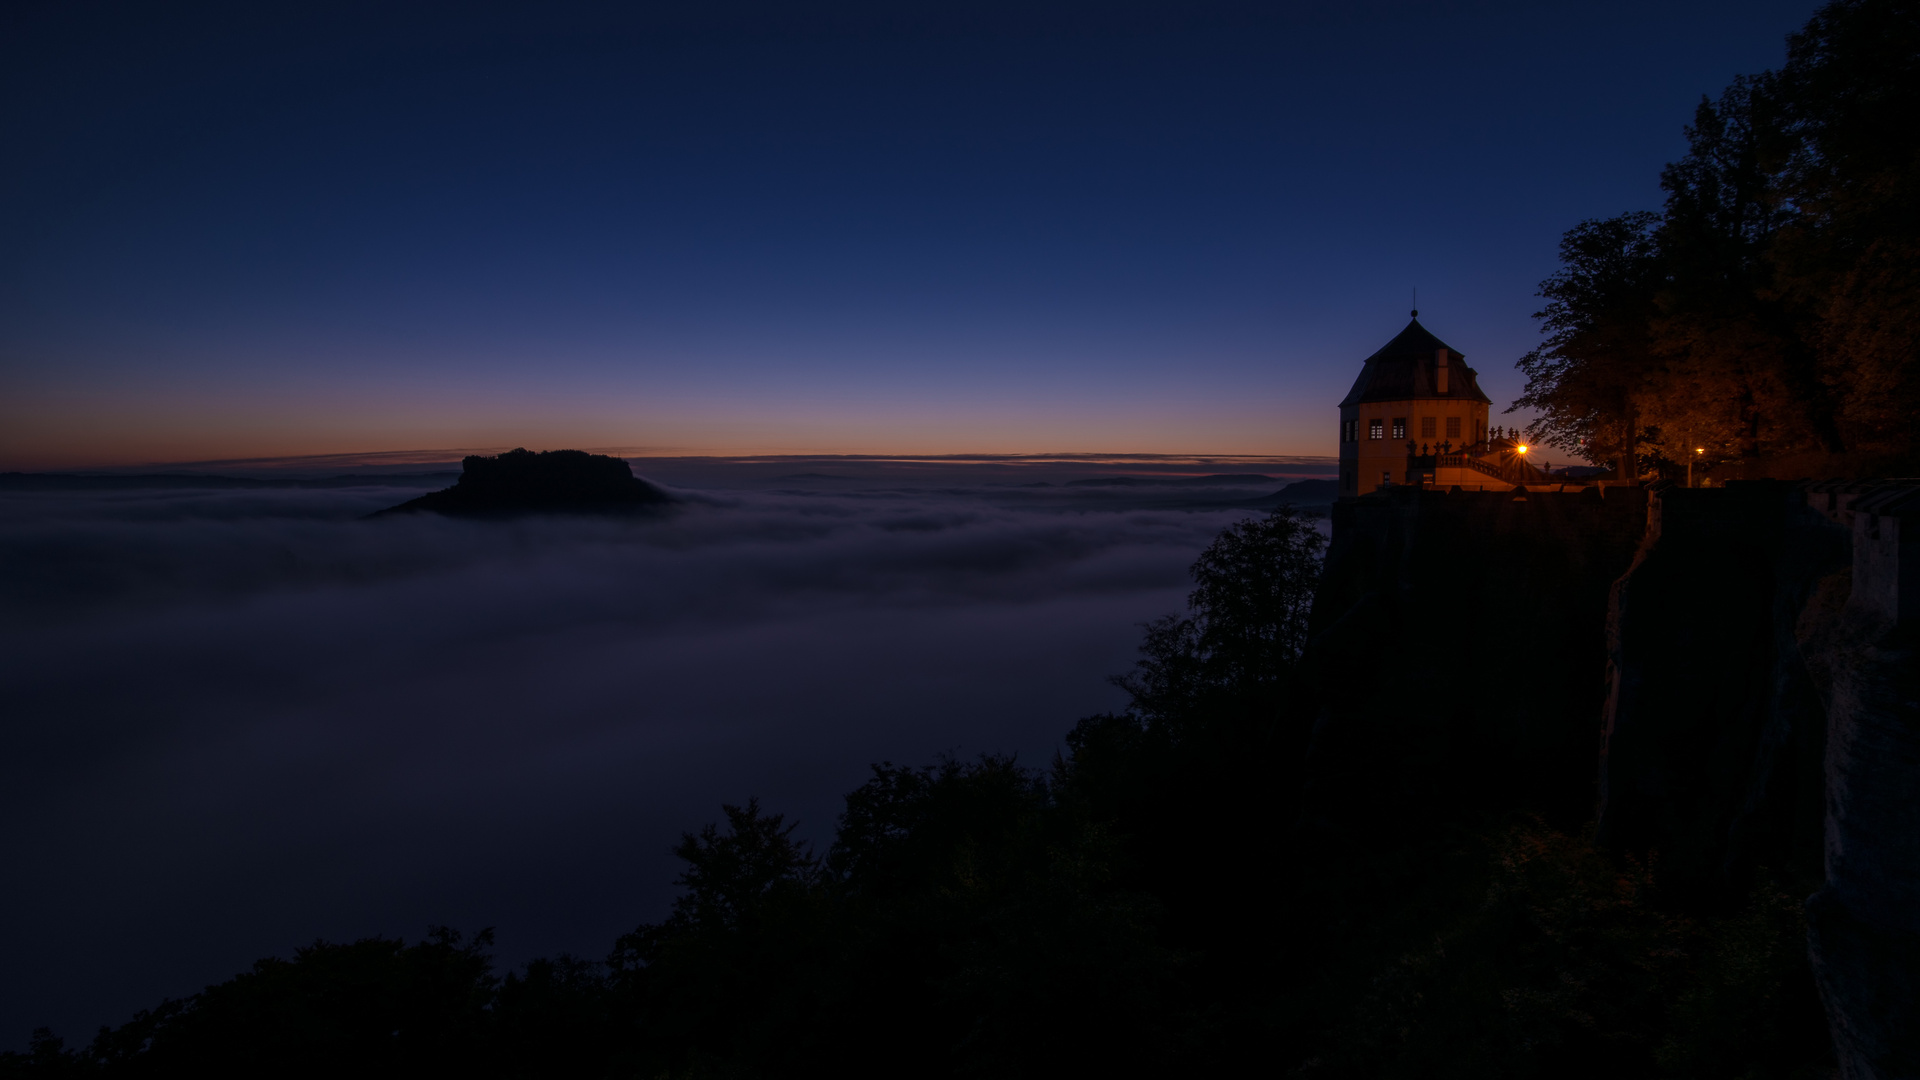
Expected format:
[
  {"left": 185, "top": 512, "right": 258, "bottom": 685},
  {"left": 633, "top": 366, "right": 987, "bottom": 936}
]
[{"left": 1335, "top": 313, "right": 1517, "bottom": 494}]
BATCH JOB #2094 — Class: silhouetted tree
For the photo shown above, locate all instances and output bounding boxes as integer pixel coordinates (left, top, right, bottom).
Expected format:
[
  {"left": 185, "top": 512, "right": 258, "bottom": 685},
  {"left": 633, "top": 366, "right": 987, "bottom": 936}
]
[
  {"left": 605, "top": 799, "right": 825, "bottom": 1075},
  {"left": 1114, "top": 505, "right": 1325, "bottom": 728},
  {"left": 35, "top": 929, "right": 501, "bottom": 1079},
  {"left": 1512, "top": 212, "right": 1664, "bottom": 478},
  {"left": 1051, "top": 506, "right": 1328, "bottom": 1061},
  {"left": 1518, "top": 0, "right": 1920, "bottom": 479},
  {"left": 1768, "top": 0, "right": 1920, "bottom": 471}
]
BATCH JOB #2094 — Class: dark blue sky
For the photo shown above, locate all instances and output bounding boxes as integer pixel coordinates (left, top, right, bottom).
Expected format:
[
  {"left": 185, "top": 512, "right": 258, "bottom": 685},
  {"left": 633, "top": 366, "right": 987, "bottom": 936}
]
[{"left": 1, "top": 0, "right": 1817, "bottom": 466}]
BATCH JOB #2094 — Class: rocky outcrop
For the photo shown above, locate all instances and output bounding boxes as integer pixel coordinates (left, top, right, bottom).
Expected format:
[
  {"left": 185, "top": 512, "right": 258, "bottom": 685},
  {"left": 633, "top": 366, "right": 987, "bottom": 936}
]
[
  {"left": 1804, "top": 484, "right": 1920, "bottom": 1080},
  {"left": 1310, "top": 479, "right": 1920, "bottom": 1076},
  {"left": 1809, "top": 625, "right": 1920, "bottom": 1080},
  {"left": 1595, "top": 482, "right": 1848, "bottom": 904},
  {"left": 1300, "top": 485, "right": 1647, "bottom": 834},
  {"left": 377, "top": 449, "right": 672, "bottom": 518},
  {"left": 1595, "top": 479, "right": 1920, "bottom": 1077}
]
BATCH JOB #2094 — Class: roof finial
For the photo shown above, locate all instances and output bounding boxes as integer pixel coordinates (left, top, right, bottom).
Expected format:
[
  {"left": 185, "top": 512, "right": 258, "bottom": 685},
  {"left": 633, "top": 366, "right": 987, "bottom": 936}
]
[{"left": 1411, "top": 287, "right": 1418, "bottom": 319}]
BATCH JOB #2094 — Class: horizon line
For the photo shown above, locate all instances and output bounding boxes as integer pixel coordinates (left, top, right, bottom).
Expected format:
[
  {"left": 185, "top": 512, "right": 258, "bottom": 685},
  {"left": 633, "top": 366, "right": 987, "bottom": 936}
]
[{"left": 7, "top": 448, "right": 1341, "bottom": 475}]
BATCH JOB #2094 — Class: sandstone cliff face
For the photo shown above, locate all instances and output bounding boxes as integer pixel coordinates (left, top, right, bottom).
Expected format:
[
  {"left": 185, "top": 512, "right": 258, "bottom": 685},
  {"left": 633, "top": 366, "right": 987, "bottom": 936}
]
[
  {"left": 1302, "top": 486, "right": 1646, "bottom": 837},
  {"left": 1805, "top": 484, "right": 1920, "bottom": 1080},
  {"left": 1809, "top": 625, "right": 1920, "bottom": 1080},
  {"left": 1595, "top": 480, "right": 1918, "bottom": 1078},
  {"left": 1311, "top": 480, "right": 1919, "bottom": 1077},
  {"left": 1596, "top": 483, "right": 1848, "bottom": 904}
]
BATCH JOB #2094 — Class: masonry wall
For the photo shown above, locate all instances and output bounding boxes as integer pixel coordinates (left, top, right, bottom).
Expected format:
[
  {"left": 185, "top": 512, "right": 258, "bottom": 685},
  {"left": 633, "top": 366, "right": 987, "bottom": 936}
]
[
  {"left": 1596, "top": 483, "right": 1849, "bottom": 902},
  {"left": 1301, "top": 485, "right": 1647, "bottom": 836},
  {"left": 1305, "top": 479, "right": 1920, "bottom": 1077}
]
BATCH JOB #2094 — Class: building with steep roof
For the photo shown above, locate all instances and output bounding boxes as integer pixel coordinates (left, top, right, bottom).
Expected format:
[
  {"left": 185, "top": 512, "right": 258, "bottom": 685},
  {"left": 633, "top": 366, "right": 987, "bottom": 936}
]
[{"left": 1337, "top": 314, "right": 1504, "bottom": 495}]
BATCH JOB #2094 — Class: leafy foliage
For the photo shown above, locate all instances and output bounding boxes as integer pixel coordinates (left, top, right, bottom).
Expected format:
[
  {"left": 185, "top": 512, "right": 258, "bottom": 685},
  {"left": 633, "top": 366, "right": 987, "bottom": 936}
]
[
  {"left": 1304, "top": 825, "right": 1829, "bottom": 1080},
  {"left": 1515, "top": 0, "right": 1920, "bottom": 479},
  {"left": 1513, "top": 212, "right": 1663, "bottom": 472},
  {"left": 1114, "top": 506, "right": 1325, "bottom": 727}
]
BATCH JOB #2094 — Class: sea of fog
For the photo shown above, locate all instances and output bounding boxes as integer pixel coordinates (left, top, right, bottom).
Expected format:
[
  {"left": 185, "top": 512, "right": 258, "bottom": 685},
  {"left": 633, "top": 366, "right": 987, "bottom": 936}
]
[{"left": 0, "top": 456, "right": 1332, "bottom": 1046}]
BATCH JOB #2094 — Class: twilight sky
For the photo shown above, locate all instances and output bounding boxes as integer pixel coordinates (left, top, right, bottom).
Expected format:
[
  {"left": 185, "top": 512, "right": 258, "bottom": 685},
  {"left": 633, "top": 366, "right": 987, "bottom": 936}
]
[{"left": 1, "top": 0, "right": 1816, "bottom": 468}]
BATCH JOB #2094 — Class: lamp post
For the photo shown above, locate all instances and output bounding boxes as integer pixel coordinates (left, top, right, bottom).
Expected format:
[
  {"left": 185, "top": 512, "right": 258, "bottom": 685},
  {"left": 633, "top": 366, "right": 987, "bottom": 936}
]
[{"left": 1688, "top": 446, "right": 1703, "bottom": 488}]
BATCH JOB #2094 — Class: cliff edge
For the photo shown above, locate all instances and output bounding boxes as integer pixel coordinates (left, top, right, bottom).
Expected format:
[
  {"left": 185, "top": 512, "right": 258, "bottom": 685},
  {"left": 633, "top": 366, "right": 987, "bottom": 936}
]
[{"left": 376, "top": 448, "right": 673, "bottom": 517}]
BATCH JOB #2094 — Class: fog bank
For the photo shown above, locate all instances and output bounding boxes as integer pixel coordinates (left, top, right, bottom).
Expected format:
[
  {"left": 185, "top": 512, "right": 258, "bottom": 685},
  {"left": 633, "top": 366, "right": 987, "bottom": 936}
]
[{"left": 0, "top": 461, "right": 1321, "bottom": 1044}]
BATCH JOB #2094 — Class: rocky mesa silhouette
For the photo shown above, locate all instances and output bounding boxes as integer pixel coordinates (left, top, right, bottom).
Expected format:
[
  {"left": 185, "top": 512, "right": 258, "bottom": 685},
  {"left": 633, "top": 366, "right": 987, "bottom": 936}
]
[{"left": 376, "top": 448, "right": 673, "bottom": 517}]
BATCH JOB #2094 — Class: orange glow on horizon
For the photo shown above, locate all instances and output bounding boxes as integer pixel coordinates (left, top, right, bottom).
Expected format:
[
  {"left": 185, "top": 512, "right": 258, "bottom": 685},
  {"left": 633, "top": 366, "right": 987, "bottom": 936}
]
[{"left": 0, "top": 381, "right": 1363, "bottom": 470}]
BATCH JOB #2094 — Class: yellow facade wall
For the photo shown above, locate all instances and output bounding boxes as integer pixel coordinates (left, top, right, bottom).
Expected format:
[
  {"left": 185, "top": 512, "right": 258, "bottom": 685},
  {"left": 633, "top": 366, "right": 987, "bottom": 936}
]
[{"left": 1337, "top": 397, "right": 1491, "bottom": 495}]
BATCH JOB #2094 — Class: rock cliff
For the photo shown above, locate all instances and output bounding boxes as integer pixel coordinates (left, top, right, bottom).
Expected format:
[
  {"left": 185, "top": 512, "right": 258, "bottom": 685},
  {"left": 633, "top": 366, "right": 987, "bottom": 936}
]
[
  {"left": 1301, "top": 485, "right": 1646, "bottom": 837},
  {"left": 1596, "top": 482, "right": 1846, "bottom": 905},
  {"left": 1308, "top": 479, "right": 1920, "bottom": 1077},
  {"left": 377, "top": 448, "right": 672, "bottom": 517},
  {"left": 1599, "top": 479, "right": 1920, "bottom": 1076}
]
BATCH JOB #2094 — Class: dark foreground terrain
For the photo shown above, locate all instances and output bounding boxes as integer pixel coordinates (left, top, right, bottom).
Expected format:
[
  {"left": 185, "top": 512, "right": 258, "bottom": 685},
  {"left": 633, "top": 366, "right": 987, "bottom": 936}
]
[{"left": 11, "top": 484, "right": 1884, "bottom": 1078}]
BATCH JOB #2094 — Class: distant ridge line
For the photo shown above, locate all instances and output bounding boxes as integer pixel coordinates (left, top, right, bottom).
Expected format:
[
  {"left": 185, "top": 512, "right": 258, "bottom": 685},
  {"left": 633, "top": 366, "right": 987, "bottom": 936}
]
[
  {"left": 18, "top": 450, "right": 1340, "bottom": 474},
  {"left": 0, "top": 472, "right": 457, "bottom": 490}
]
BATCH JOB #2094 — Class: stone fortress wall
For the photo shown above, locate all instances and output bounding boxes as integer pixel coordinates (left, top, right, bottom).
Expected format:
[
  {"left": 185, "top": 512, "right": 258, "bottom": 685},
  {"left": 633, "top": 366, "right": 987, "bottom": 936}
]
[{"left": 1306, "top": 478, "right": 1919, "bottom": 1077}]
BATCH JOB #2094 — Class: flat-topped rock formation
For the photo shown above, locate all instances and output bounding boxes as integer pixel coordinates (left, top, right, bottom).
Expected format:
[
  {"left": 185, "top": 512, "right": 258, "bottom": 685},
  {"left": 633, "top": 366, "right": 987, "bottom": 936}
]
[{"left": 377, "top": 448, "right": 673, "bottom": 517}]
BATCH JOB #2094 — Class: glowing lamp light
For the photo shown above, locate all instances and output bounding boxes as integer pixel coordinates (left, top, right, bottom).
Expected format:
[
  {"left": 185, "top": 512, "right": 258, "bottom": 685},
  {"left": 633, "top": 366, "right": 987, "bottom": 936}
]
[{"left": 1695, "top": 447, "right": 1705, "bottom": 454}]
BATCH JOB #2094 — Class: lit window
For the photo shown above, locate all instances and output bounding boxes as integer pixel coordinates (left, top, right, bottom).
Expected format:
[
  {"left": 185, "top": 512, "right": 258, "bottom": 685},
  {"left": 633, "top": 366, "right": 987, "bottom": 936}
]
[
  {"left": 1421, "top": 416, "right": 1436, "bottom": 438},
  {"left": 1368, "top": 419, "right": 1383, "bottom": 440},
  {"left": 1391, "top": 418, "right": 1406, "bottom": 439},
  {"left": 1446, "top": 417, "right": 1461, "bottom": 439}
]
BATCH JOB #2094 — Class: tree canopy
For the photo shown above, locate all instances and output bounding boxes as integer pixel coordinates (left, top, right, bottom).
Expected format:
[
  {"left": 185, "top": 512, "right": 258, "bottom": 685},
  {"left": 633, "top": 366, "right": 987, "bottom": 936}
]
[{"left": 1515, "top": 0, "right": 1920, "bottom": 480}]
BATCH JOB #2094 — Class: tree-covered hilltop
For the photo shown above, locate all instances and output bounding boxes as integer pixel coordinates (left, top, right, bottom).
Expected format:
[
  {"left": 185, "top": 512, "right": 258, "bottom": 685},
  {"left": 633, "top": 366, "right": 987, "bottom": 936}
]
[
  {"left": 2, "top": 505, "right": 1832, "bottom": 1078},
  {"left": 1514, "top": 0, "right": 1920, "bottom": 481}
]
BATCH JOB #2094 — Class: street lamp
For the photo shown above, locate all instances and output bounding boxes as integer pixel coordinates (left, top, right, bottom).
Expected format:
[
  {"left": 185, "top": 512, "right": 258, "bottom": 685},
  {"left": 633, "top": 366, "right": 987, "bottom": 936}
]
[{"left": 1688, "top": 446, "right": 1703, "bottom": 488}]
